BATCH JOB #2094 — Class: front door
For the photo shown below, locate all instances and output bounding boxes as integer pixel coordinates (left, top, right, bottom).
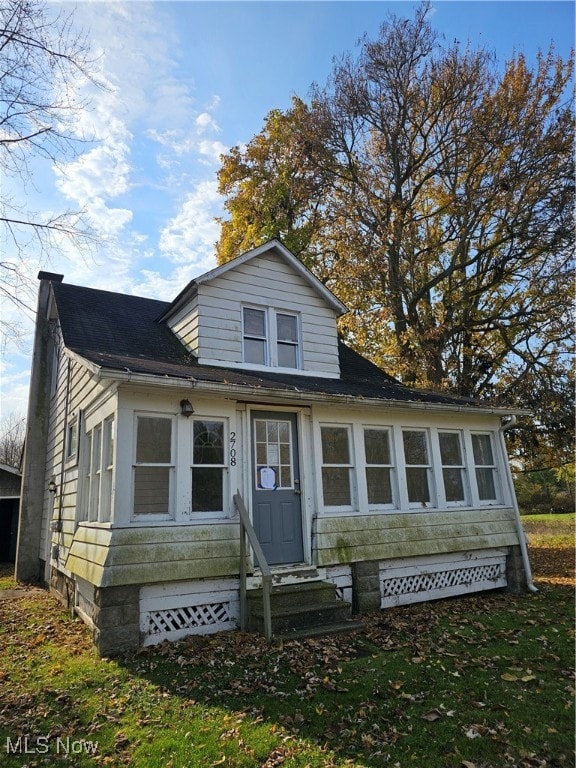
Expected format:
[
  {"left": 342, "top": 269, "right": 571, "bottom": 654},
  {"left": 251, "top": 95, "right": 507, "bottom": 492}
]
[{"left": 251, "top": 412, "right": 304, "bottom": 565}]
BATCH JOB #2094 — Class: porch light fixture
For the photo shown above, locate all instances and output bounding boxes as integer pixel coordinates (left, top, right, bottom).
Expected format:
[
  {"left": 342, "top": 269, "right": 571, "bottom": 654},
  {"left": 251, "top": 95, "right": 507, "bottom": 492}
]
[
  {"left": 180, "top": 399, "right": 194, "bottom": 417},
  {"left": 48, "top": 477, "right": 57, "bottom": 494}
]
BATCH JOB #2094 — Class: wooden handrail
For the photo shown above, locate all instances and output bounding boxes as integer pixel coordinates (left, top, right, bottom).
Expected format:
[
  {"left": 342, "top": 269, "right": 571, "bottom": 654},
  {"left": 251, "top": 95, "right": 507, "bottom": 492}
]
[{"left": 233, "top": 491, "right": 273, "bottom": 640}]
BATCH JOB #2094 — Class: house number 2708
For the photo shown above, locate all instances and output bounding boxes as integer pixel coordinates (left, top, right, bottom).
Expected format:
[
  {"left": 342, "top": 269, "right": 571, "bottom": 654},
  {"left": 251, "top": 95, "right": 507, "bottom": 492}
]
[{"left": 230, "top": 432, "right": 237, "bottom": 466}]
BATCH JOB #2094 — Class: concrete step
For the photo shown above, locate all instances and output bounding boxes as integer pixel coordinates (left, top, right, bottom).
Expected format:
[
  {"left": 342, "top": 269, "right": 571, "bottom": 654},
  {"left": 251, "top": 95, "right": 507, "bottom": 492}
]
[
  {"left": 246, "top": 580, "right": 358, "bottom": 638},
  {"left": 247, "top": 580, "right": 339, "bottom": 612},
  {"left": 273, "top": 619, "right": 365, "bottom": 642}
]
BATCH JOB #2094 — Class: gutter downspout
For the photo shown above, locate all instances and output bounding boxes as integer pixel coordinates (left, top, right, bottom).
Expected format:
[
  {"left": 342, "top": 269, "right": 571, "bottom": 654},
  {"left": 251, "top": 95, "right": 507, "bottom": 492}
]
[{"left": 499, "top": 415, "right": 538, "bottom": 593}]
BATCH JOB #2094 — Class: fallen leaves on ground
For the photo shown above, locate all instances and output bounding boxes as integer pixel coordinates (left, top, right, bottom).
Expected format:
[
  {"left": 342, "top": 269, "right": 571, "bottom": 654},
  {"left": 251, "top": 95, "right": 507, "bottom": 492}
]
[{"left": 0, "top": 543, "right": 573, "bottom": 768}]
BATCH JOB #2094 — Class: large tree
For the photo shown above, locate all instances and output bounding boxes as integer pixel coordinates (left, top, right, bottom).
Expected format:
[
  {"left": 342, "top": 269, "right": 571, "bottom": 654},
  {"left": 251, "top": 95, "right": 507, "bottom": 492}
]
[
  {"left": 0, "top": 411, "right": 25, "bottom": 468},
  {"left": 217, "top": 2, "right": 574, "bottom": 468},
  {"left": 0, "top": 0, "right": 98, "bottom": 345}
]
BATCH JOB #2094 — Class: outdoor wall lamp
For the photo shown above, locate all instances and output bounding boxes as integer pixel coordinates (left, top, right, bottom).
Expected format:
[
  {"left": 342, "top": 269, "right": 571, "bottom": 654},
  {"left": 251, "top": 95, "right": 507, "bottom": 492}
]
[
  {"left": 48, "top": 477, "right": 57, "bottom": 494},
  {"left": 180, "top": 399, "right": 194, "bottom": 417}
]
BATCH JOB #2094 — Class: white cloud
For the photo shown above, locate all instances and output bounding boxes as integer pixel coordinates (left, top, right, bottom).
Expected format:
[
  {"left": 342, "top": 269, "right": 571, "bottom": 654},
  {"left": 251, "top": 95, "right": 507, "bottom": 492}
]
[
  {"left": 0, "top": 360, "right": 32, "bottom": 420},
  {"left": 159, "top": 180, "right": 223, "bottom": 270},
  {"left": 197, "top": 139, "right": 228, "bottom": 165},
  {"left": 196, "top": 112, "right": 220, "bottom": 134}
]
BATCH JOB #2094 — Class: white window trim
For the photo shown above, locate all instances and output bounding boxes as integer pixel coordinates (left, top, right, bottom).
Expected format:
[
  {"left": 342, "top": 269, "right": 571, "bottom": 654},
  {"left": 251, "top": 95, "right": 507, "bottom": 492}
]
[
  {"left": 65, "top": 410, "right": 81, "bottom": 467},
  {"left": 242, "top": 304, "right": 302, "bottom": 371},
  {"left": 434, "top": 429, "right": 470, "bottom": 508},
  {"left": 319, "top": 423, "right": 356, "bottom": 512},
  {"left": 468, "top": 431, "right": 501, "bottom": 505},
  {"left": 189, "top": 416, "right": 230, "bottom": 521},
  {"left": 359, "top": 424, "right": 397, "bottom": 510},
  {"left": 100, "top": 416, "right": 115, "bottom": 523},
  {"left": 401, "top": 428, "right": 436, "bottom": 509},
  {"left": 131, "top": 413, "right": 175, "bottom": 521}
]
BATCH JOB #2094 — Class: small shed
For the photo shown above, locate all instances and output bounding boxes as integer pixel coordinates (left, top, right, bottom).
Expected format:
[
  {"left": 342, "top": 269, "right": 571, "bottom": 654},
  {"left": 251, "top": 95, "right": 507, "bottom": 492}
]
[{"left": 0, "top": 463, "right": 21, "bottom": 562}]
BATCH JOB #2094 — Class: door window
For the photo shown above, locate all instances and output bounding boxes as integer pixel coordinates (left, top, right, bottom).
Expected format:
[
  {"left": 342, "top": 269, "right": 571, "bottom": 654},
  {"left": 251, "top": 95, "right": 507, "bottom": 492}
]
[{"left": 254, "top": 418, "right": 293, "bottom": 490}]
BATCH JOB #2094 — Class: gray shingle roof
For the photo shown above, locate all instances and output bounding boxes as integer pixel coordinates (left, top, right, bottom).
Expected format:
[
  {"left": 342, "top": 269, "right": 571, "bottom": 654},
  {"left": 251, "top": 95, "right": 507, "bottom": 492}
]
[{"left": 52, "top": 281, "right": 475, "bottom": 407}]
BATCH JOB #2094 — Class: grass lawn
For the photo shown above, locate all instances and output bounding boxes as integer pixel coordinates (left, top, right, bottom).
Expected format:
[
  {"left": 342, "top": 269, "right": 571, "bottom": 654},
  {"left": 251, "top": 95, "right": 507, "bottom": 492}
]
[{"left": 0, "top": 517, "right": 573, "bottom": 768}]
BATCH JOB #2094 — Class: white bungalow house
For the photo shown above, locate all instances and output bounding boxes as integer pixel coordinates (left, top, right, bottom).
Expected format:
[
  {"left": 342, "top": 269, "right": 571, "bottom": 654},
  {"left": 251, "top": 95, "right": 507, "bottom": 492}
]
[{"left": 16, "top": 240, "right": 533, "bottom": 655}]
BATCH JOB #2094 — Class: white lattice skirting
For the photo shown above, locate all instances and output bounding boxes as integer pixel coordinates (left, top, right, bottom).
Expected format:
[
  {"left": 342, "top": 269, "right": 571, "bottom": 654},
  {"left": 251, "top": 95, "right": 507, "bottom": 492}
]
[
  {"left": 379, "top": 549, "right": 508, "bottom": 608},
  {"left": 140, "top": 579, "right": 240, "bottom": 646}
]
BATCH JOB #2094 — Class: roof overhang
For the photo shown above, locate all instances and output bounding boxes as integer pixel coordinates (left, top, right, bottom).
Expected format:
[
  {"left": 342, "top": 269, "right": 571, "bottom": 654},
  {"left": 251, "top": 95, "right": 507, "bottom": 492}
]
[{"left": 89, "top": 363, "right": 530, "bottom": 418}]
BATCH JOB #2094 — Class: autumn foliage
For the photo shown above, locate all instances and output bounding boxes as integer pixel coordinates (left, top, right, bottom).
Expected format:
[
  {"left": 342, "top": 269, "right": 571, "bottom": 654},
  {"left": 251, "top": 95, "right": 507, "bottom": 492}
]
[{"left": 216, "top": 2, "right": 574, "bottom": 469}]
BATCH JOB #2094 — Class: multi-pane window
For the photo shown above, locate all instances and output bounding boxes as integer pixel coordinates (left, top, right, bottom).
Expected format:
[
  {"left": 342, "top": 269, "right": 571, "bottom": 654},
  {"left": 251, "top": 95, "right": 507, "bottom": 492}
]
[
  {"left": 439, "top": 431, "right": 467, "bottom": 504},
  {"left": 133, "top": 416, "right": 173, "bottom": 516},
  {"left": 402, "top": 430, "right": 432, "bottom": 505},
  {"left": 254, "top": 419, "right": 293, "bottom": 489},
  {"left": 363, "top": 428, "right": 394, "bottom": 505},
  {"left": 100, "top": 417, "right": 114, "bottom": 522},
  {"left": 82, "top": 416, "right": 114, "bottom": 523},
  {"left": 242, "top": 306, "right": 300, "bottom": 369},
  {"left": 88, "top": 424, "right": 102, "bottom": 522},
  {"left": 192, "top": 420, "right": 226, "bottom": 512},
  {"left": 321, "top": 426, "right": 353, "bottom": 507},
  {"left": 472, "top": 433, "right": 498, "bottom": 501}
]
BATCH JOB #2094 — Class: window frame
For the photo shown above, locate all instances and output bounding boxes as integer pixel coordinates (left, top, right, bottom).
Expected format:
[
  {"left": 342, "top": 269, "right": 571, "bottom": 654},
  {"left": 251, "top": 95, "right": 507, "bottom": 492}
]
[
  {"left": 437, "top": 429, "right": 469, "bottom": 507},
  {"left": 132, "top": 413, "right": 175, "bottom": 520},
  {"left": 242, "top": 304, "right": 301, "bottom": 370},
  {"left": 319, "top": 423, "right": 355, "bottom": 511},
  {"left": 401, "top": 428, "right": 435, "bottom": 508},
  {"left": 362, "top": 425, "right": 396, "bottom": 509},
  {"left": 470, "top": 431, "right": 500, "bottom": 504},
  {"left": 190, "top": 417, "right": 229, "bottom": 519},
  {"left": 65, "top": 415, "right": 78, "bottom": 464},
  {"left": 79, "top": 414, "right": 114, "bottom": 524}
]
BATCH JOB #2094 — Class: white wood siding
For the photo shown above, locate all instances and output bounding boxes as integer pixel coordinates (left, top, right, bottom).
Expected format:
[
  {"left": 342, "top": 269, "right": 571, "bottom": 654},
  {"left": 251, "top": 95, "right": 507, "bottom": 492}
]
[
  {"left": 167, "top": 251, "right": 341, "bottom": 376},
  {"left": 168, "top": 294, "right": 200, "bottom": 354},
  {"left": 66, "top": 523, "right": 241, "bottom": 588},
  {"left": 314, "top": 507, "right": 518, "bottom": 567},
  {"left": 43, "top": 330, "right": 117, "bottom": 576}
]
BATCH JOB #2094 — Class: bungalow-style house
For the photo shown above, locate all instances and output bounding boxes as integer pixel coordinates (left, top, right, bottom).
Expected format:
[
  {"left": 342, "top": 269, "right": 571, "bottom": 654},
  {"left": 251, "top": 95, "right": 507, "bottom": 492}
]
[{"left": 16, "top": 240, "right": 533, "bottom": 655}]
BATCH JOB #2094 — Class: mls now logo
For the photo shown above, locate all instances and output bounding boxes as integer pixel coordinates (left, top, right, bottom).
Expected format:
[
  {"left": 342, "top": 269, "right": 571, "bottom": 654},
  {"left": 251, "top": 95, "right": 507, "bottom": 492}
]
[{"left": 5, "top": 736, "right": 99, "bottom": 755}]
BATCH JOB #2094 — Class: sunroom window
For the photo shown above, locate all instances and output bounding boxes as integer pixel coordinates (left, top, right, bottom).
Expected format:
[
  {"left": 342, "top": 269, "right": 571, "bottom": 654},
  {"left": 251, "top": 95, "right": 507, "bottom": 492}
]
[
  {"left": 439, "top": 431, "right": 467, "bottom": 504},
  {"left": 81, "top": 416, "right": 114, "bottom": 523},
  {"left": 321, "top": 425, "right": 353, "bottom": 507},
  {"left": 133, "top": 415, "right": 173, "bottom": 516},
  {"left": 363, "top": 427, "right": 394, "bottom": 505},
  {"left": 192, "top": 420, "right": 226, "bottom": 513},
  {"left": 472, "top": 433, "right": 498, "bottom": 501},
  {"left": 402, "top": 429, "right": 432, "bottom": 505}
]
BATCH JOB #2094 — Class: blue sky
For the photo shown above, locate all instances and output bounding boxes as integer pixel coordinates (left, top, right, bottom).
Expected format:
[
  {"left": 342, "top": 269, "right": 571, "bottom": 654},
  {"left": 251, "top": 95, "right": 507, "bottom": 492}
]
[{"left": 1, "top": 0, "right": 574, "bottom": 421}]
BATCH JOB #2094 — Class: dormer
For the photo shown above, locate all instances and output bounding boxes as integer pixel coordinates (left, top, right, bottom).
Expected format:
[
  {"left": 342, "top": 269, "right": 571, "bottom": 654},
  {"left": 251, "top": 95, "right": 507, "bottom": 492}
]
[{"left": 158, "top": 240, "right": 348, "bottom": 378}]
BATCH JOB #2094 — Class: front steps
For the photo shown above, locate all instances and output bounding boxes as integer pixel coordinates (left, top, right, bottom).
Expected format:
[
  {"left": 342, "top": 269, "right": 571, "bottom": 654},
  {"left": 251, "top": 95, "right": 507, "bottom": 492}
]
[{"left": 246, "top": 578, "right": 363, "bottom": 640}]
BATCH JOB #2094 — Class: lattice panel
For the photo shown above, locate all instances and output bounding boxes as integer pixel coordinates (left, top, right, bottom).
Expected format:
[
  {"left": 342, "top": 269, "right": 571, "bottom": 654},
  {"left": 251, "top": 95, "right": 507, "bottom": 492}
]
[
  {"left": 383, "top": 562, "right": 504, "bottom": 597},
  {"left": 381, "top": 554, "right": 507, "bottom": 608},
  {"left": 147, "top": 602, "right": 232, "bottom": 635}
]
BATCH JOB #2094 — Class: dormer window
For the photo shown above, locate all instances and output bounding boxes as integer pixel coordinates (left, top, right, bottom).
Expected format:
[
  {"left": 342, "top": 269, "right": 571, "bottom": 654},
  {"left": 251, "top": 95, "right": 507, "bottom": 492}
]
[{"left": 242, "top": 306, "right": 300, "bottom": 369}]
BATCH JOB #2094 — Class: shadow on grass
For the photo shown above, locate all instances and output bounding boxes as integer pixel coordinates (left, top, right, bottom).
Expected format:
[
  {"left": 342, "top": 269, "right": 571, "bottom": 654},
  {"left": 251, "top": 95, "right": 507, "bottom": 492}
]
[{"left": 114, "top": 578, "right": 575, "bottom": 767}]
